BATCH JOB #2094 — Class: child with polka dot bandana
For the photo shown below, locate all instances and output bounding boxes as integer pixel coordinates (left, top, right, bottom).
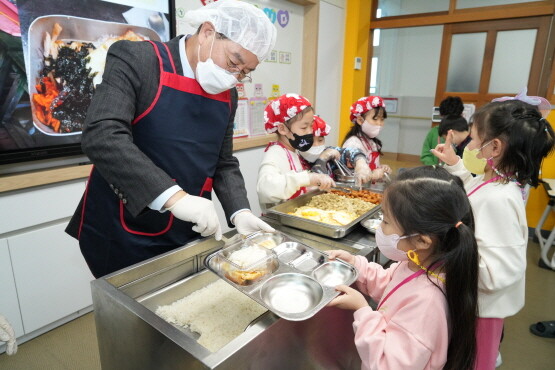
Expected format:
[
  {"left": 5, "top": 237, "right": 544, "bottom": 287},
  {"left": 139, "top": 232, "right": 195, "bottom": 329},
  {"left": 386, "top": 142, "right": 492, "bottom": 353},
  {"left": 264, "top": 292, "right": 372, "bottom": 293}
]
[
  {"left": 343, "top": 96, "right": 392, "bottom": 181},
  {"left": 304, "top": 115, "right": 372, "bottom": 187},
  {"left": 257, "top": 94, "right": 335, "bottom": 212}
]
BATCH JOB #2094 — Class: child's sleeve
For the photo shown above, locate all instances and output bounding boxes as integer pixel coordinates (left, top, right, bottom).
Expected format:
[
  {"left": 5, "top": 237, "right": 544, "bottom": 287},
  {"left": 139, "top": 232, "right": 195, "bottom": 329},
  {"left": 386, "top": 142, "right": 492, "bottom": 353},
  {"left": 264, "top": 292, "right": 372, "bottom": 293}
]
[
  {"left": 342, "top": 136, "right": 365, "bottom": 152},
  {"left": 256, "top": 147, "right": 311, "bottom": 204},
  {"left": 340, "top": 147, "right": 367, "bottom": 168},
  {"left": 420, "top": 129, "right": 439, "bottom": 166},
  {"left": 443, "top": 157, "right": 474, "bottom": 184},
  {"left": 353, "top": 256, "right": 396, "bottom": 302}
]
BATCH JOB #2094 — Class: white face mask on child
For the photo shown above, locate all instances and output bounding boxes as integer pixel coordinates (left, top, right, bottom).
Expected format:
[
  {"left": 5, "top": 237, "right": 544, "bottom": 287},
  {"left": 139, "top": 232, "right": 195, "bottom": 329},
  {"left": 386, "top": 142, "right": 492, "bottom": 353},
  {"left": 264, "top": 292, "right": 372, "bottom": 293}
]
[
  {"left": 375, "top": 225, "right": 416, "bottom": 261},
  {"left": 362, "top": 121, "right": 382, "bottom": 138},
  {"left": 196, "top": 35, "right": 238, "bottom": 95},
  {"left": 299, "top": 145, "right": 326, "bottom": 163}
]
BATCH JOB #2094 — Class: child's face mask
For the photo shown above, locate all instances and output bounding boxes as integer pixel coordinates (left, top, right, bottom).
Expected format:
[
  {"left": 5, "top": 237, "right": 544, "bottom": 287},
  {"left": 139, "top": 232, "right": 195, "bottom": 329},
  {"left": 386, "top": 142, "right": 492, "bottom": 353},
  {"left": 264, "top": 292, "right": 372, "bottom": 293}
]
[
  {"left": 300, "top": 145, "right": 325, "bottom": 162},
  {"left": 362, "top": 121, "right": 382, "bottom": 138},
  {"left": 462, "top": 140, "right": 492, "bottom": 175},
  {"left": 284, "top": 124, "right": 314, "bottom": 152},
  {"left": 375, "top": 225, "right": 416, "bottom": 261},
  {"left": 196, "top": 34, "right": 238, "bottom": 94}
]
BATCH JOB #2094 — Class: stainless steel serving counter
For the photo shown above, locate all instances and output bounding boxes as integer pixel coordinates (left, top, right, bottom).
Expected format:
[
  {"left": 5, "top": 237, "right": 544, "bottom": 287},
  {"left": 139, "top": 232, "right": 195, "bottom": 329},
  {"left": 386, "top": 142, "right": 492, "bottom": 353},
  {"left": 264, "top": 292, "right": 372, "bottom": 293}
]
[{"left": 91, "top": 227, "right": 377, "bottom": 369}]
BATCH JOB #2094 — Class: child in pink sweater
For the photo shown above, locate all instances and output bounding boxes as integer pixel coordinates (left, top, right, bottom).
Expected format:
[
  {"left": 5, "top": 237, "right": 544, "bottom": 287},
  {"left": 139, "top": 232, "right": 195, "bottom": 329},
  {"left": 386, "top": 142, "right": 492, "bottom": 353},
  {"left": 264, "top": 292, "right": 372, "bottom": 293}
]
[{"left": 329, "top": 166, "right": 479, "bottom": 370}]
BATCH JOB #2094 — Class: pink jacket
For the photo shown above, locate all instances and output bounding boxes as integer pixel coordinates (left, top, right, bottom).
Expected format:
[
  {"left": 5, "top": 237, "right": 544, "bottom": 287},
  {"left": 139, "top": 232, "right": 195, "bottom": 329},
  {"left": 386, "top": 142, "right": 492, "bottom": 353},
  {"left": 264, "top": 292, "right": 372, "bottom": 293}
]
[{"left": 353, "top": 256, "right": 449, "bottom": 370}]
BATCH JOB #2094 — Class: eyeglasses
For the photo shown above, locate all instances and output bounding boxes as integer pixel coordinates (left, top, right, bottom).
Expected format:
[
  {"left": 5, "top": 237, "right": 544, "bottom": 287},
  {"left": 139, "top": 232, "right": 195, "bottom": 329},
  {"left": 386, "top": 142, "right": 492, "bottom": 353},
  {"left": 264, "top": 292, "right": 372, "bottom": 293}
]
[{"left": 225, "top": 59, "right": 252, "bottom": 83}]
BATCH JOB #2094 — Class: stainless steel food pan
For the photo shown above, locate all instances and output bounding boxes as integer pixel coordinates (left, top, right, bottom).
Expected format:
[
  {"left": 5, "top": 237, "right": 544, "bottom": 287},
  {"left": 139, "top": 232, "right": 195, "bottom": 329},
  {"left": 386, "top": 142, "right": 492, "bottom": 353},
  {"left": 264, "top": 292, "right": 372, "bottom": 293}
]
[{"left": 266, "top": 190, "right": 382, "bottom": 238}]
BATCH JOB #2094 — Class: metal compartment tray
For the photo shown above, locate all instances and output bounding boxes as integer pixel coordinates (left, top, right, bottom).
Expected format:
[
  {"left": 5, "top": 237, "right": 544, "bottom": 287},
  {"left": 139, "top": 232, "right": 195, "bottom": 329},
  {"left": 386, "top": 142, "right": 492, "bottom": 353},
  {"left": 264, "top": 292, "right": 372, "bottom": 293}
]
[
  {"left": 205, "top": 231, "right": 358, "bottom": 321},
  {"left": 266, "top": 190, "right": 382, "bottom": 238}
]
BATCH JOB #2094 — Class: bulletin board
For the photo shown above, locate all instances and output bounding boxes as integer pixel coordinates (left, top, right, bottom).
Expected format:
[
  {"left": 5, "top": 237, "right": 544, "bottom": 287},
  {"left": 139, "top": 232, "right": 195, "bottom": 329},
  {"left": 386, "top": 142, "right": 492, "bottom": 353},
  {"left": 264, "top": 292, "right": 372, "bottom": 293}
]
[{"left": 173, "top": 0, "right": 304, "bottom": 137}]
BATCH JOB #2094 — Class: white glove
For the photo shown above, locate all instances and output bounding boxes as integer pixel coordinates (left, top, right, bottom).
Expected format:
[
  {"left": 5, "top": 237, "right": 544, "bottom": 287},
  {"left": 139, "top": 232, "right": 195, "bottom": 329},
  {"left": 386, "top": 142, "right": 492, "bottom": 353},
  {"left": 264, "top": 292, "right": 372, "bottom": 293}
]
[
  {"left": 354, "top": 161, "right": 372, "bottom": 186},
  {"left": 233, "top": 211, "right": 275, "bottom": 236},
  {"left": 309, "top": 173, "right": 336, "bottom": 190},
  {"left": 371, "top": 167, "right": 385, "bottom": 182},
  {"left": 0, "top": 315, "right": 17, "bottom": 355},
  {"left": 167, "top": 194, "right": 222, "bottom": 240}
]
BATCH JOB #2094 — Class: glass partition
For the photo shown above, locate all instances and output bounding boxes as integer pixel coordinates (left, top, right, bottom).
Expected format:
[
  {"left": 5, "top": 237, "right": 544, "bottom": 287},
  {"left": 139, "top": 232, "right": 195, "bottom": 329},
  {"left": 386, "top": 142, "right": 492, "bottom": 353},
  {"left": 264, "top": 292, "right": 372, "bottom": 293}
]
[
  {"left": 377, "top": 0, "right": 449, "bottom": 18},
  {"left": 489, "top": 29, "right": 536, "bottom": 93},
  {"left": 446, "top": 32, "right": 487, "bottom": 92}
]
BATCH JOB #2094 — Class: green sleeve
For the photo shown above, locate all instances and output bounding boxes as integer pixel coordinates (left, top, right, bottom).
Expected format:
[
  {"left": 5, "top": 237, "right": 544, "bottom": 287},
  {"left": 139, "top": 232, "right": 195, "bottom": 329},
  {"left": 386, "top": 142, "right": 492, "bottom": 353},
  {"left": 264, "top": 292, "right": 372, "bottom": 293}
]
[{"left": 420, "top": 127, "right": 440, "bottom": 166}]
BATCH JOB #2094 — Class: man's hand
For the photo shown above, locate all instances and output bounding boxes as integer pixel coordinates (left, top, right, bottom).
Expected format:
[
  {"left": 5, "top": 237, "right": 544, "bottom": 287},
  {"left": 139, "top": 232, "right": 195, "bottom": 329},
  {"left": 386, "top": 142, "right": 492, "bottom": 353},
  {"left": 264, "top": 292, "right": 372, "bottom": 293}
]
[
  {"left": 233, "top": 210, "right": 275, "bottom": 235},
  {"left": 167, "top": 193, "right": 222, "bottom": 240}
]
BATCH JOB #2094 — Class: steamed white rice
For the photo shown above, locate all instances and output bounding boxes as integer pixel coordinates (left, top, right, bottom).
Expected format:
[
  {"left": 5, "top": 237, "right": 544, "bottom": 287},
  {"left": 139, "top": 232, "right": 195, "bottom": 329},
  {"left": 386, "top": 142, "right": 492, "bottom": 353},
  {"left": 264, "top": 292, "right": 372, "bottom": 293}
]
[{"left": 155, "top": 280, "right": 267, "bottom": 352}]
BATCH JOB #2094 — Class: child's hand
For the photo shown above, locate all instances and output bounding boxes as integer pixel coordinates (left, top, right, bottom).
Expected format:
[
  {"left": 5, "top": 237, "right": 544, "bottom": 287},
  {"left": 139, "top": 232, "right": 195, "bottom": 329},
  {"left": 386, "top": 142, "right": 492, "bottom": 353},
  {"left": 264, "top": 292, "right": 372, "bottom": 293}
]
[
  {"left": 354, "top": 160, "right": 372, "bottom": 186},
  {"left": 371, "top": 167, "right": 385, "bottom": 181},
  {"left": 327, "top": 249, "right": 355, "bottom": 265},
  {"left": 328, "top": 285, "right": 369, "bottom": 311},
  {"left": 309, "top": 173, "right": 336, "bottom": 190},
  {"left": 380, "top": 164, "right": 392, "bottom": 174},
  {"left": 320, "top": 148, "right": 341, "bottom": 161},
  {"left": 431, "top": 130, "right": 459, "bottom": 166}
]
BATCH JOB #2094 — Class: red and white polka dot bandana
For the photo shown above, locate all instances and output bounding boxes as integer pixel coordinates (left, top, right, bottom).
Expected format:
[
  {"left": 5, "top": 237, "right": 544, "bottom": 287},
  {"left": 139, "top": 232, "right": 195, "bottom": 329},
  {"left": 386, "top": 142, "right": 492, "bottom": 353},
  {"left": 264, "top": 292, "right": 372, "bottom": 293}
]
[
  {"left": 264, "top": 93, "right": 312, "bottom": 133},
  {"left": 313, "top": 115, "right": 330, "bottom": 137},
  {"left": 349, "top": 96, "right": 385, "bottom": 122}
]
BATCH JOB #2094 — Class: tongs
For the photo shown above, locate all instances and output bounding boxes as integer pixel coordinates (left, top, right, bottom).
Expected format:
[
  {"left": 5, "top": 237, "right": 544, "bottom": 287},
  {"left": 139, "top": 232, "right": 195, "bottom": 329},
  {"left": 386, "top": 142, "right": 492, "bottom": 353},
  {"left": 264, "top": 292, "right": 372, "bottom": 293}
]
[
  {"left": 333, "top": 159, "right": 353, "bottom": 176},
  {"left": 383, "top": 172, "right": 392, "bottom": 183}
]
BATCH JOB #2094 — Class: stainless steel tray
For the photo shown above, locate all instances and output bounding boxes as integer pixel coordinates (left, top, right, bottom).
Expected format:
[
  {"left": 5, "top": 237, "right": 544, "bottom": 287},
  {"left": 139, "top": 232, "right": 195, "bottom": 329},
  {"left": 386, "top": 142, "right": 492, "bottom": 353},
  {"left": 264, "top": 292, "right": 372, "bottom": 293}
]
[
  {"left": 266, "top": 190, "right": 382, "bottom": 238},
  {"left": 205, "top": 231, "right": 358, "bottom": 321},
  {"left": 27, "top": 15, "right": 161, "bottom": 136}
]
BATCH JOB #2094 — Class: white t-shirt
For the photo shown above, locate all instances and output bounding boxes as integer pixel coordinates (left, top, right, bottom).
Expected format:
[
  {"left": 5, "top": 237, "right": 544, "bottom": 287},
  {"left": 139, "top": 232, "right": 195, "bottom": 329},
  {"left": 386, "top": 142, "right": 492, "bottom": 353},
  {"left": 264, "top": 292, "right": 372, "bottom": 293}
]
[
  {"left": 445, "top": 159, "right": 527, "bottom": 318},
  {"left": 257, "top": 143, "right": 311, "bottom": 212}
]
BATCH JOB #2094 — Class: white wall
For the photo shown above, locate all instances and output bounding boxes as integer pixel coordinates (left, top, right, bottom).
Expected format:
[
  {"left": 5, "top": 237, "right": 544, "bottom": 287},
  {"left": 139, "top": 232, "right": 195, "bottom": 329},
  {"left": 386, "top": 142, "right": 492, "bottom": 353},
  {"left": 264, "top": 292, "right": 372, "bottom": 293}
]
[
  {"left": 314, "top": 0, "right": 345, "bottom": 147},
  {"left": 377, "top": 25, "right": 443, "bottom": 156},
  {"left": 214, "top": 0, "right": 347, "bottom": 229}
]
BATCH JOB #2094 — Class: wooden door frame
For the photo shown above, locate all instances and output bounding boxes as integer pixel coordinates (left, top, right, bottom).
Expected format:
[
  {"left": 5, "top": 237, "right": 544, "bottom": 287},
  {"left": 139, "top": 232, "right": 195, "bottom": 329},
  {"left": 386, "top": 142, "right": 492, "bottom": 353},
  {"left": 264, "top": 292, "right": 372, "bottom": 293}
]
[{"left": 435, "top": 16, "right": 551, "bottom": 107}]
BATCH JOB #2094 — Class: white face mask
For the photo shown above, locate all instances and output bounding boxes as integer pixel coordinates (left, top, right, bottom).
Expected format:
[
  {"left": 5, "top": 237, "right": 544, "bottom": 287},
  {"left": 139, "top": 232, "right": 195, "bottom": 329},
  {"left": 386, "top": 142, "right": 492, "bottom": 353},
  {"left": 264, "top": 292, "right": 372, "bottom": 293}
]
[
  {"left": 361, "top": 121, "right": 382, "bottom": 138},
  {"left": 299, "top": 145, "right": 326, "bottom": 163},
  {"left": 196, "top": 34, "right": 238, "bottom": 94},
  {"left": 375, "top": 224, "right": 416, "bottom": 261}
]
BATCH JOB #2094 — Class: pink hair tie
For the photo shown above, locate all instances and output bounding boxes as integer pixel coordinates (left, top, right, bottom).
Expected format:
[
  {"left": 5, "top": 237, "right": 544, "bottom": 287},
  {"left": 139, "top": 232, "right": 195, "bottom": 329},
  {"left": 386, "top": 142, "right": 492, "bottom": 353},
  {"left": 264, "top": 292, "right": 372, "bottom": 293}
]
[{"left": 455, "top": 221, "right": 463, "bottom": 228}]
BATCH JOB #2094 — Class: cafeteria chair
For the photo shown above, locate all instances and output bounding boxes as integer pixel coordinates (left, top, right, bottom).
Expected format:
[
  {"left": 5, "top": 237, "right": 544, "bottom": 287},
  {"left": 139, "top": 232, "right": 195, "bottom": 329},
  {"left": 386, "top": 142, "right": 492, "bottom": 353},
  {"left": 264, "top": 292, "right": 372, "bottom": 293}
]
[{"left": 534, "top": 178, "right": 555, "bottom": 270}]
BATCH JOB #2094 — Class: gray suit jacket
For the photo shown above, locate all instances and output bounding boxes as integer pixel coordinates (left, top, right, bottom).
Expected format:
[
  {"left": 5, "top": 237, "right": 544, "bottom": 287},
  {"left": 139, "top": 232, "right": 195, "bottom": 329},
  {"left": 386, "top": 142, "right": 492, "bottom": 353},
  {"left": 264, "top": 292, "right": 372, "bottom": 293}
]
[{"left": 66, "top": 36, "right": 249, "bottom": 238}]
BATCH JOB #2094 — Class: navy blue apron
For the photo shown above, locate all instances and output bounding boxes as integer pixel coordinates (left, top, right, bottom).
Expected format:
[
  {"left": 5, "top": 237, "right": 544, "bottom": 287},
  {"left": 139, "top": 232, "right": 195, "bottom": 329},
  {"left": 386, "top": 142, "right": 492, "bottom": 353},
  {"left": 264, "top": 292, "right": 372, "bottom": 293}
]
[{"left": 78, "top": 40, "right": 231, "bottom": 277}]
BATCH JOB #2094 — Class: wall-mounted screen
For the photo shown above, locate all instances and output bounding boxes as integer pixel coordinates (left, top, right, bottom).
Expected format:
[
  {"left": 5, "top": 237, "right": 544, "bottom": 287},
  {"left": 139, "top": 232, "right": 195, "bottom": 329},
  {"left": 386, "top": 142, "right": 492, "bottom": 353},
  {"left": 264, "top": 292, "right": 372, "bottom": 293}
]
[{"left": 0, "top": 0, "right": 172, "bottom": 165}]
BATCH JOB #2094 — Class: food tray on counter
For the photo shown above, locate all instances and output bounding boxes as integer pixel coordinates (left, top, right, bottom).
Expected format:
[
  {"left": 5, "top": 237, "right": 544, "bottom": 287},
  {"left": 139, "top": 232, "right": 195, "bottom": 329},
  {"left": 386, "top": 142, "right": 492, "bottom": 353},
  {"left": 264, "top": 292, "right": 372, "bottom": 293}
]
[
  {"left": 204, "top": 231, "right": 358, "bottom": 321},
  {"left": 266, "top": 190, "right": 382, "bottom": 239}
]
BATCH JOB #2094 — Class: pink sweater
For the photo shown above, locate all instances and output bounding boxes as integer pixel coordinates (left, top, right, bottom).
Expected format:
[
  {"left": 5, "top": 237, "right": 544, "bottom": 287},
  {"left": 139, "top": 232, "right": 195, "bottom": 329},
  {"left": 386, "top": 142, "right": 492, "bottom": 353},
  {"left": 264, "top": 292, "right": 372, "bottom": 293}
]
[{"left": 353, "top": 256, "right": 449, "bottom": 370}]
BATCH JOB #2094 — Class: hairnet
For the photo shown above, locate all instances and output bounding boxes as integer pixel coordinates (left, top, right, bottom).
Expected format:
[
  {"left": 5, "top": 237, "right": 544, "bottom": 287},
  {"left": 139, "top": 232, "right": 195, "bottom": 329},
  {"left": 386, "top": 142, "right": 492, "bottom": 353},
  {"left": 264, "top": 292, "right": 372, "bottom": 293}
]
[{"left": 184, "top": 0, "right": 277, "bottom": 62}]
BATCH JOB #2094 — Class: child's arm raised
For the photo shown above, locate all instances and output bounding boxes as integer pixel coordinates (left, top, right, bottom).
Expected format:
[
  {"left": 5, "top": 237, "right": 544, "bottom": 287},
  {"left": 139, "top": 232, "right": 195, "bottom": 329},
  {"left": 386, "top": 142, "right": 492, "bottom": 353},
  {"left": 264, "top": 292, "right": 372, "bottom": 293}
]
[{"left": 432, "top": 130, "right": 474, "bottom": 184}]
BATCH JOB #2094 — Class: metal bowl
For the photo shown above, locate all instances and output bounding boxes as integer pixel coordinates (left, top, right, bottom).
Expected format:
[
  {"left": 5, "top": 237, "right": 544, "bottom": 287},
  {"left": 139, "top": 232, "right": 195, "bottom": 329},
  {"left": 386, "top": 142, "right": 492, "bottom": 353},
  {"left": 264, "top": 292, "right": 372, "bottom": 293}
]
[
  {"left": 360, "top": 211, "right": 383, "bottom": 234},
  {"left": 333, "top": 169, "right": 355, "bottom": 183},
  {"left": 259, "top": 273, "right": 323, "bottom": 314},
  {"left": 313, "top": 261, "right": 357, "bottom": 287}
]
